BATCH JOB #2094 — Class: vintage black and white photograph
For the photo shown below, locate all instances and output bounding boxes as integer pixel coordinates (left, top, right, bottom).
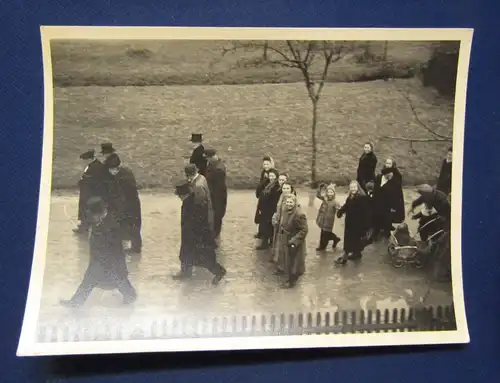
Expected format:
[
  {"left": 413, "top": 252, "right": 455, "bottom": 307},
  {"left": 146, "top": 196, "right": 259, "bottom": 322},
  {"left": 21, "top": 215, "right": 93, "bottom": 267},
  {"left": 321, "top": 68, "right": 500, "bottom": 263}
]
[{"left": 18, "top": 27, "right": 471, "bottom": 356}]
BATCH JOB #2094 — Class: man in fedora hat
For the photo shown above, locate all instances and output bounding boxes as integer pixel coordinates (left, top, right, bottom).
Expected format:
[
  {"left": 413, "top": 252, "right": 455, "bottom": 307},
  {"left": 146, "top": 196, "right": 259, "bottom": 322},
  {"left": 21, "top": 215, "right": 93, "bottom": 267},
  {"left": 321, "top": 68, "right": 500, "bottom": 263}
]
[
  {"left": 73, "top": 149, "right": 106, "bottom": 235},
  {"left": 189, "top": 133, "right": 207, "bottom": 177},
  {"left": 204, "top": 148, "right": 227, "bottom": 239},
  {"left": 173, "top": 181, "right": 226, "bottom": 285},
  {"left": 60, "top": 196, "right": 137, "bottom": 307}
]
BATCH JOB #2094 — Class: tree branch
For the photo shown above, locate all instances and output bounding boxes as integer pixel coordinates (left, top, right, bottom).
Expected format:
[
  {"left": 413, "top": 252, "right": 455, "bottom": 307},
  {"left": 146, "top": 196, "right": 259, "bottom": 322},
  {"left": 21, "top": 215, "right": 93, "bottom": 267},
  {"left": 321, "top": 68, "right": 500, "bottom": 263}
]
[
  {"left": 393, "top": 85, "right": 452, "bottom": 140},
  {"left": 380, "top": 135, "right": 451, "bottom": 142}
]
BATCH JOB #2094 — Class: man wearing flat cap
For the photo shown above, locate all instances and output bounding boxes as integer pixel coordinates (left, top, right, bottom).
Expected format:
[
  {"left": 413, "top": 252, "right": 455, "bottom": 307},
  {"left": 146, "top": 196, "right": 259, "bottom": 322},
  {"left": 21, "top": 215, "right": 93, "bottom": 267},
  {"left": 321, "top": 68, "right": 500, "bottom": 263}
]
[
  {"left": 104, "top": 153, "right": 143, "bottom": 254},
  {"left": 74, "top": 149, "right": 106, "bottom": 234},
  {"left": 204, "top": 148, "right": 228, "bottom": 239},
  {"left": 189, "top": 133, "right": 207, "bottom": 177},
  {"left": 409, "top": 184, "right": 451, "bottom": 282},
  {"left": 172, "top": 182, "right": 226, "bottom": 285},
  {"left": 61, "top": 196, "right": 137, "bottom": 307}
]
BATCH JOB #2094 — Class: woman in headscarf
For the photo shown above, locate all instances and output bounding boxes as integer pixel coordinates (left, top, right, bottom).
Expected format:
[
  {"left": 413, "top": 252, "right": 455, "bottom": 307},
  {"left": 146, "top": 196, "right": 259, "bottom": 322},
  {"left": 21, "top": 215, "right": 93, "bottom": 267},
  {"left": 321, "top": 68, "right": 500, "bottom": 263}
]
[
  {"left": 255, "top": 168, "right": 281, "bottom": 250},
  {"left": 254, "top": 155, "right": 275, "bottom": 238},
  {"left": 271, "top": 182, "right": 296, "bottom": 270},
  {"left": 372, "top": 166, "right": 405, "bottom": 241},
  {"left": 335, "top": 180, "right": 372, "bottom": 265},
  {"left": 356, "top": 142, "right": 377, "bottom": 193},
  {"left": 382, "top": 157, "right": 406, "bottom": 224},
  {"left": 275, "top": 193, "right": 308, "bottom": 288}
]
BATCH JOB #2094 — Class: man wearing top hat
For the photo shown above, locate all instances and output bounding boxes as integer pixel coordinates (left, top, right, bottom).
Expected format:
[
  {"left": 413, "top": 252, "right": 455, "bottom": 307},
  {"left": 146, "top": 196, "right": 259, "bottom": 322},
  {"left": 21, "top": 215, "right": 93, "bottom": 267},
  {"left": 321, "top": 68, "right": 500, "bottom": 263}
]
[
  {"left": 189, "top": 133, "right": 207, "bottom": 177},
  {"left": 73, "top": 149, "right": 106, "bottom": 234},
  {"left": 60, "top": 196, "right": 137, "bottom": 307},
  {"left": 204, "top": 148, "right": 228, "bottom": 239},
  {"left": 173, "top": 181, "right": 226, "bottom": 285},
  {"left": 104, "top": 153, "right": 143, "bottom": 254}
]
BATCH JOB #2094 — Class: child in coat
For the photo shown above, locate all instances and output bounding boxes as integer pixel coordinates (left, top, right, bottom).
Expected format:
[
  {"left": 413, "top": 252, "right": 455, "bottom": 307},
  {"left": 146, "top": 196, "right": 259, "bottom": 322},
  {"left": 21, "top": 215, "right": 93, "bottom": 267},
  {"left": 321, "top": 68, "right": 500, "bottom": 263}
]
[{"left": 315, "top": 183, "right": 341, "bottom": 251}]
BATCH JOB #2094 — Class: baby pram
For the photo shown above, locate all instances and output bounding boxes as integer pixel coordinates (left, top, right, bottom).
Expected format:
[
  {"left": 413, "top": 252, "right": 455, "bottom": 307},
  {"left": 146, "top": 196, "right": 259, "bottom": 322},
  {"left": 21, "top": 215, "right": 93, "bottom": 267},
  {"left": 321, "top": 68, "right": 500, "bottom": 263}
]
[{"left": 387, "top": 218, "right": 445, "bottom": 269}]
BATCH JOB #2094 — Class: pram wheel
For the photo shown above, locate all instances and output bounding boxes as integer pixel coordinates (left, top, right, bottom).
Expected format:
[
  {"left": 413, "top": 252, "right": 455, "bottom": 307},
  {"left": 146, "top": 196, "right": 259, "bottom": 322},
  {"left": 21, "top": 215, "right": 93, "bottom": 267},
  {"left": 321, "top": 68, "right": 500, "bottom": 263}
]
[
  {"left": 414, "top": 259, "right": 425, "bottom": 269},
  {"left": 388, "top": 244, "right": 397, "bottom": 257},
  {"left": 391, "top": 258, "right": 404, "bottom": 268}
]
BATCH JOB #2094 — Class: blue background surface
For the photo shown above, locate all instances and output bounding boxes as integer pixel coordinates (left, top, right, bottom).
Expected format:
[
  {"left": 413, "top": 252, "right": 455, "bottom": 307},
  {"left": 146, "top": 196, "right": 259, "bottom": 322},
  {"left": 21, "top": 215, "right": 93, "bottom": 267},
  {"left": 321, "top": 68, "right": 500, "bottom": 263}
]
[{"left": 1, "top": 0, "right": 499, "bottom": 381}]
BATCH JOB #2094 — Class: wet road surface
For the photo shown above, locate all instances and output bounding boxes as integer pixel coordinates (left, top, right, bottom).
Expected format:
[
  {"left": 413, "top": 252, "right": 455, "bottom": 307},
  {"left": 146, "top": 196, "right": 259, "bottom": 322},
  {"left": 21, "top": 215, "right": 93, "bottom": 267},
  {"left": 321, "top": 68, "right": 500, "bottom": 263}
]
[{"left": 36, "top": 189, "right": 454, "bottom": 338}]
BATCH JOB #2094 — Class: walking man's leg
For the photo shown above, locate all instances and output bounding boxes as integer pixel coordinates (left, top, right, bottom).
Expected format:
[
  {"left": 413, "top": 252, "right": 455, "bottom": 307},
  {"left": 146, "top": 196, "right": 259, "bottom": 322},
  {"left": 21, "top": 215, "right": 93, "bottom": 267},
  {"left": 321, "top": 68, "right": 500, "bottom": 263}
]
[{"left": 60, "top": 278, "right": 96, "bottom": 308}]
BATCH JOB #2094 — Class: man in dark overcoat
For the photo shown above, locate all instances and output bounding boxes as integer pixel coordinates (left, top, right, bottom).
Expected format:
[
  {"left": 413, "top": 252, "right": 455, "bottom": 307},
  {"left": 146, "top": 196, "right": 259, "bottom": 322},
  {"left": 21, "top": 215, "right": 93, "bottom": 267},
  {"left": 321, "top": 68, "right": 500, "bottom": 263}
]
[
  {"left": 104, "top": 153, "right": 142, "bottom": 254},
  {"left": 204, "top": 148, "right": 228, "bottom": 239},
  {"left": 436, "top": 147, "right": 452, "bottom": 196},
  {"left": 184, "top": 163, "right": 215, "bottom": 235},
  {"left": 409, "top": 184, "right": 451, "bottom": 281},
  {"left": 100, "top": 142, "right": 118, "bottom": 161},
  {"left": 189, "top": 133, "right": 207, "bottom": 177},
  {"left": 74, "top": 149, "right": 106, "bottom": 234},
  {"left": 60, "top": 196, "right": 137, "bottom": 307},
  {"left": 172, "top": 182, "right": 226, "bottom": 285}
]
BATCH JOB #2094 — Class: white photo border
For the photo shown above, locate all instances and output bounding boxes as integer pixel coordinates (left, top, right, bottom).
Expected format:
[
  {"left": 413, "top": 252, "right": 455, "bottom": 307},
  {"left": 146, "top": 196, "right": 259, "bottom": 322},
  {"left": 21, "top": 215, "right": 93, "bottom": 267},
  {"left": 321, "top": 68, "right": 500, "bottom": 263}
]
[{"left": 17, "top": 26, "right": 473, "bottom": 356}]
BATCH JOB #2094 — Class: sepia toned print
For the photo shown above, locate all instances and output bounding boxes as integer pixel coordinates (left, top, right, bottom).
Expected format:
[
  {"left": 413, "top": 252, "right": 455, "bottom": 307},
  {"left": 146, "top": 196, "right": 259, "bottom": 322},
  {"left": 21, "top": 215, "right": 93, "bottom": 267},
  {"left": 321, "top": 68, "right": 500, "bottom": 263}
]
[{"left": 18, "top": 27, "right": 471, "bottom": 356}]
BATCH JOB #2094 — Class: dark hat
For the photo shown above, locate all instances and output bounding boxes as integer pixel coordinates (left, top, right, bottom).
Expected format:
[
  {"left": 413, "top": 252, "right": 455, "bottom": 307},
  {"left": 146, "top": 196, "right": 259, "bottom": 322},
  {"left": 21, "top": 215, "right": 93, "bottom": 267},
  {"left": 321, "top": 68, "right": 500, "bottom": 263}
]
[
  {"left": 204, "top": 147, "right": 217, "bottom": 158},
  {"left": 104, "top": 153, "right": 121, "bottom": 168},
  {"left": 381, "top": 167, "right": 394, "bottom": 175},
  {"left": 79, "top": 149, "right": 95, "bottom": 160},
  {"left": 190, "top": 133, "right": 203, "bottom": 143},
  {"left": 262, "top": 155, "right": 272, "bottom": 162},
  {"left": 365, "top": 181, "right": 375, "bottom": 190},
  {"left": 86, "top": 196, "right": 107, "bottom": 214},
  {"left": 174, "top": 182, "right": 192, "bottom": 196},
  {"left": 100, "top": 142, "right": 116, "bottom": 154}
]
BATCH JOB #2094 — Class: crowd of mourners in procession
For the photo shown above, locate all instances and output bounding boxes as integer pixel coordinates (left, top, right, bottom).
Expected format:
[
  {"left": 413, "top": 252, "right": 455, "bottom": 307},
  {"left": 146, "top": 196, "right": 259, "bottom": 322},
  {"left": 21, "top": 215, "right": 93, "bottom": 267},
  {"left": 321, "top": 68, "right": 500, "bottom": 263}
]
[{"left": 60, "top": 133, "right": 453, "bottom": 308}]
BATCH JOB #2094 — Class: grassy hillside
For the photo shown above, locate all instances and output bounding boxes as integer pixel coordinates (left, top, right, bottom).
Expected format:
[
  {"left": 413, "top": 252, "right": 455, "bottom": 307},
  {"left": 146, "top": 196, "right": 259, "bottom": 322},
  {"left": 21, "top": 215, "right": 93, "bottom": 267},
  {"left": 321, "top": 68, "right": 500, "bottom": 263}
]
[
  {"left": 51, "top": 78, "right": 454, "bottom": 190},
  {"left": 51, "top": 40, "right": 436, "bottom": 87}
]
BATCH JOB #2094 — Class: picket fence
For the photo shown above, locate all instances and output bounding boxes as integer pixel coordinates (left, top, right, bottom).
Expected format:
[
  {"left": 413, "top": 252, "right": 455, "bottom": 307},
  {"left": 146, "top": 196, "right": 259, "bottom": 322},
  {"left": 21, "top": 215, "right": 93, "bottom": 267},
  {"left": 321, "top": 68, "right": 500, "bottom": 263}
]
[{"left": 37, "top": 304, "right": 456, "bottom": 343}]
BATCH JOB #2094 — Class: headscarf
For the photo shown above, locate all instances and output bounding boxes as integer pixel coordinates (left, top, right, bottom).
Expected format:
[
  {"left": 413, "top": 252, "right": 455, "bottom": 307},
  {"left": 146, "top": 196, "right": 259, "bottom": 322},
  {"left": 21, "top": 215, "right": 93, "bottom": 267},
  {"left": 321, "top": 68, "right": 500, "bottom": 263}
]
[{"left": 262, "top": 155, "right": 275, "bottom": 169}]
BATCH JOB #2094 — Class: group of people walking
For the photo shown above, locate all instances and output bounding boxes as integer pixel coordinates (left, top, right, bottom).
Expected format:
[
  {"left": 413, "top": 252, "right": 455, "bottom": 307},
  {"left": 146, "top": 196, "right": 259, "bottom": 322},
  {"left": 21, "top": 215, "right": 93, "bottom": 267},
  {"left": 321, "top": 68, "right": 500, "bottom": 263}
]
[
  {"left": 252, "top": 143, "right": 453, "bottom": 285},
  {"left": 61, "top": 133, "right": 453, "bottom": 307}
]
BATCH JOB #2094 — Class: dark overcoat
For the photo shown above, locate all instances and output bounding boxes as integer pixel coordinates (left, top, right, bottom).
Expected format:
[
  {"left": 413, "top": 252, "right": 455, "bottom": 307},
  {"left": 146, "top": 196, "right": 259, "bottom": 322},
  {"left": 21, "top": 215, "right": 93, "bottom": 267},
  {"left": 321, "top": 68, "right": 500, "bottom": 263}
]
[
  {"left": 83, "top": 212, "right": 129, "bottom": 290},
  {"left": 115, "top": 166, "right": 142, "bottom": 238},
  {"left": 77, "top": 159, "right": 106, "bottom": 221},
  {"left": 206, "top": 158, "right": 228, "bottom": 220},
  {"left": 190, "top": 144, "right": 207, "bottom": 176},
  {"left": 257, "top": 182, "right": 282, "bottom": 238},
  {"left": 254, "top": 170, "right": 269, "bottom": 224},
  {"left": 179, "top": 193, "right": 217, "bottom": 268},
  {"left": 372, "top": 173, "right": 406, "bottom": 231},
  {"left": 356, "top": 152, "right": 377, "bottom": 191},
  {"left": 337, "top": 193, "right": 371, "bottom": 253},
  {"left": 411, "top": 189, "right": 451, "bottom": 230},
  {"left": 436, "top": 159, "right": 452, "bottom": 195}
]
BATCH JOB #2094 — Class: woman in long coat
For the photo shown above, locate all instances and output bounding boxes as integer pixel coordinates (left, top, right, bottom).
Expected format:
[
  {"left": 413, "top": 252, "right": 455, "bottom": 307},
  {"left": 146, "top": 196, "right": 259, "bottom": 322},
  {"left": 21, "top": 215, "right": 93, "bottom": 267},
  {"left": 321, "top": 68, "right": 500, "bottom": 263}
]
[
  {"left": 356, "top": 143, "right": 377, "bottom": 192},
  {"left": 275, "top": 193, "right": 308, "bottom": 288},
  {"left": 255, "top": 168, "right": 282, "bottom": 250},
  {"left": 372, "top": 166, "right": 405, "bottom": 241},
  {"left": 254, "top": 156, "right": 275, "bottom": 238},
  {"left": 383, "top": 157, "right": 405, "bottom": 223},
  {"left": 271, "top": 182, "right": 296, "bottom": 270},
  {"left": 335, "top": 180, "right": 371, "bottom": 265}
]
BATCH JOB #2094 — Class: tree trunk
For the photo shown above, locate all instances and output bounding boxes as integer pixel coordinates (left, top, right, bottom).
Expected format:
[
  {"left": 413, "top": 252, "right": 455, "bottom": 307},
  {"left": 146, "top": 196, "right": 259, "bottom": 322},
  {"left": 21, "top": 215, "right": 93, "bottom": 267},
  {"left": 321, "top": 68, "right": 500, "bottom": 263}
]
[
  {"left": 263, "top": 42, "right": 268, "bottom": 60},
  {"left": 308, "top": 101, "right": 318, "bottom": 207},
  {"left": 382, "top": 41, "right": 389, "bottom": 81}
]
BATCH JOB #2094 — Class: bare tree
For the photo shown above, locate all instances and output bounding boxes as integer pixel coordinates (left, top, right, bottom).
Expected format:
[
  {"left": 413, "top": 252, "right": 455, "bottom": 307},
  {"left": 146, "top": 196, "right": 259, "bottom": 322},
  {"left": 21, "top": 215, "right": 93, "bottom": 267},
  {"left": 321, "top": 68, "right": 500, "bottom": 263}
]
[
  {"left": 379, "top": 42, "right": 452, "bottom": 153},
  {"left": 223, "top": 40, "right": 354, "bottom": 205}
]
